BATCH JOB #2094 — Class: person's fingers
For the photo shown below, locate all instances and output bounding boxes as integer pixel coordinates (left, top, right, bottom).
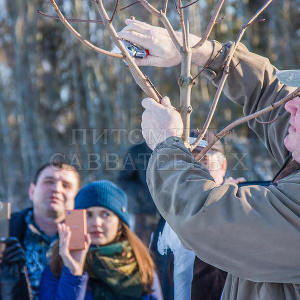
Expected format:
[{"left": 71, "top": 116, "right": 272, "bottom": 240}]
[
  {"left": 3, "top": 241, "right": 22, "bottom": 254},
  {"left": 118, "top": 31, "right": 154, "bottom": 50},
  {"left": 59, "top": 224, "right": 69, "bottom": 248},
  {"left": 2, "top": 237, "right": 18, "bottom": 245},
  {"left": 141, "top": 97, "right": 163, "bottom": 111},
  {"left": 133, "top": 56, "right": 154, "bottom": 67},
  {"left": 4, "top": 249, "right": 24, "bottom": 263},
  {"left": 85, "top": 234, "right": 91, "bottom": 248},
  {"left": 134, "top": 56, "right": 167, "bottom": 67},
  {"left": 237, "top": 177, "right": 246, "bottom": 182},
  {"left": 120, "top": 22, "right": 148, "bottom": 34},
  {"left": 124, "top": 19, "right": 151, "bottom": 30},
  {"left": 6, "top": 255, "right": 25, "bottom": 265},
  {"left": 57, "top": 224, "right": 63, "bottom": 240},
  {"left": 64, "top": 227, "right": 71, "bottom": 248},
  {"left": 161, "top": 96, "right": 173, "bottom": 108}
]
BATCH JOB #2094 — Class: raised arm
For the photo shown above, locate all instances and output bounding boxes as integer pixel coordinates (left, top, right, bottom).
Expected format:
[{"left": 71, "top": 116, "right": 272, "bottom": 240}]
[
  {"left": 121, "top": 19, "right": 296, "bottom": 164},
  {"left": 146, "top": 136, "right": 300, "bottom": 283}
]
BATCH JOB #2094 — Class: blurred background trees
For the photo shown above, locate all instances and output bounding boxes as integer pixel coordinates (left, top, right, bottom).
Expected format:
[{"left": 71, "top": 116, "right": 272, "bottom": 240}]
[{"left": 0, "top": 0, "right": 299, "bottom": 209}]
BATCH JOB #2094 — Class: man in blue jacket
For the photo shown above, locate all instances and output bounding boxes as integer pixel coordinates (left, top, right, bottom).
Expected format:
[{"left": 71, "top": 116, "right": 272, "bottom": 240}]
[{"left": 9, "top": 161, "right": 80, "bottom": 299}]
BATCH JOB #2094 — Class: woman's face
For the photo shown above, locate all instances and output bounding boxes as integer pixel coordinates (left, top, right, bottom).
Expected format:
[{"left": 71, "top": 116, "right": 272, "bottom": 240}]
[{"left": 86, "top": 206, "right": 120, "bottom": 246}]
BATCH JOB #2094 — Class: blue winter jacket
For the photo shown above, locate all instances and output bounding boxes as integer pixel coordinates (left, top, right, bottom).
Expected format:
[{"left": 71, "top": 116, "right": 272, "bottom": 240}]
[{"left": 39, "top": 265, "right": 162, "bottom": 300}]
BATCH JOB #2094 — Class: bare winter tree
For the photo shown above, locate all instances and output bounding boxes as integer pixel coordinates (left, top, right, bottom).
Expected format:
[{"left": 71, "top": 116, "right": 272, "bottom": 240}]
[
  {"left": 1, "top": 0, "right": 300, "bottom": 209},
  {"left": 42, "top": 0, "right": 300, "bottom": 159}
]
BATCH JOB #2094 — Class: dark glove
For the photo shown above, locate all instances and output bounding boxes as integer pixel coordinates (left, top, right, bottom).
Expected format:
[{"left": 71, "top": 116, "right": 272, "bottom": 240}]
[
  {"left": 1, "top": 237, "right": 25, "bottom": 267},
  {"left": 0, "top": 238, "right": 32, "bottom": 300}
]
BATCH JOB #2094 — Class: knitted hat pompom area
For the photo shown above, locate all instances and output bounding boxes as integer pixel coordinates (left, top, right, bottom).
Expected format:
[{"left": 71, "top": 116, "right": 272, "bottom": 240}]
[{"left": 75, "top": 180, "right": 129, "bottom": 226}]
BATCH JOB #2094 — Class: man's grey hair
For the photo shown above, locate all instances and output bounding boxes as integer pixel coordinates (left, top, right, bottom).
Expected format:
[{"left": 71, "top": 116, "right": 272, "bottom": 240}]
[{"left": 206, "top": 150, "right": 226, "bottom": 171}]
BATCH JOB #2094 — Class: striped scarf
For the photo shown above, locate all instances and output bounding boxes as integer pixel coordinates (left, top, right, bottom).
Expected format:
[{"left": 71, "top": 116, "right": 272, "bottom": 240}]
[{"left": 86, "top": 240, "right": 143, "bottom": 300}]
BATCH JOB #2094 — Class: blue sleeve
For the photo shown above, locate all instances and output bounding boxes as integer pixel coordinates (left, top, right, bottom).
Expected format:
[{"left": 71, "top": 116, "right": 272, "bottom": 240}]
[
  {"left": 39, "top": 266, "right": 89, "bottom": 300},
  {"left": 143, "top": 272, "right": 163, "bottom": 300}
]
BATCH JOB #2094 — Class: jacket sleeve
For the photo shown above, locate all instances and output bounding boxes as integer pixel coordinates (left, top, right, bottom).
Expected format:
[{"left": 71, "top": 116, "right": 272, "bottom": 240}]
[
  {"left": 203, "top": 41, "right": 296, "bottom": 165},
  {"left": 147, "top": 137, "right": 300, "bottom": 284},
  {"left": 39, "top": 266, "right": 88, "bottom": 300},
  {"left": 147, "top": 271, "right": 163, "bottom": 300},
  {"left": 0, "top": 264, "right": 33, "bottom": 300}
]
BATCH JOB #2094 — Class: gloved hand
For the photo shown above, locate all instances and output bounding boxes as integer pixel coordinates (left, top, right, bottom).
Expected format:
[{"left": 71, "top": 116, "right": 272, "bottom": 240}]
[
  {"left": 118, "top": 19, "right": 213, "bottom": 68},
  {"left": 119, "top": 19, "right": 182, "bottom": 67},
  {"left": 141, "top": 96, "right": 183, "bottom": 150},
  {"left": 0, "top": 237, "right": 32, "bottom": 300},
  {"left": 1, "top": 237, "right": 25, "bottom": 267}
]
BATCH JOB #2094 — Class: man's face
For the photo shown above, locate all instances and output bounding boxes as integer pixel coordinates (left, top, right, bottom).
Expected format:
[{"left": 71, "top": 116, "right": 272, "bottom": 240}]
[
  {"left": 284, "top": 96, "right": 300, "bottom": 163},
  {"left": 29, "top": 166, "right": 79, "bottom": 222},
  {"left": 192, "top": 150, "right": 227, "bottom": 186}
]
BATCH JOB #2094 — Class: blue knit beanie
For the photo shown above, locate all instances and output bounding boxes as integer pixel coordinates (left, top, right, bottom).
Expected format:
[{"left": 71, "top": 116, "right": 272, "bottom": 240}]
[{"left": 75, "top": 180, "right": 129, "bottom": 226}]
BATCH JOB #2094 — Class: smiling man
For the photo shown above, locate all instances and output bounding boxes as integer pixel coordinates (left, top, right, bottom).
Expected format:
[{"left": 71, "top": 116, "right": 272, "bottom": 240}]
[
  {"left": 10, "top": 162, "right": 80, "bottom": 299},
  {"left": 120, "top": 19, "right": 300, "bottom": 300}
]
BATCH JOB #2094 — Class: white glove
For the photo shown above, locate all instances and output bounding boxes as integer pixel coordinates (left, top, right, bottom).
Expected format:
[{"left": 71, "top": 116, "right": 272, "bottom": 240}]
[
  {"left": 118, "top": 19, "right": 213, "bottom": 68},
  {"left": 141, "top": 96, "right": 183, "bottom": 150},
  {"left": 223, "top": 177, "right": 246, "bottom": 185}
]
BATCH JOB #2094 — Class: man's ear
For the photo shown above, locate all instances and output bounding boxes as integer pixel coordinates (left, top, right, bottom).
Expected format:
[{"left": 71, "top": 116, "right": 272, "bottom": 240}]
[{"left": 29, "top": 183, "right": 35, "bottom": 201}]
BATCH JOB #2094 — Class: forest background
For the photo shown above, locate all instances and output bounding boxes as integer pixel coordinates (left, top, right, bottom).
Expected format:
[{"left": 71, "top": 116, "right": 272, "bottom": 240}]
[{"left": 0, "top": 0, "right": 300, "bottom": 210}]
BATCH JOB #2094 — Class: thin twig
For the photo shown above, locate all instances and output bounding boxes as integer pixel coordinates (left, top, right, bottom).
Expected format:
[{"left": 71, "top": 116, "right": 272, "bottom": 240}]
[
  {"left": 192, "top": 46, "right": 224, "bottom": 81},
  {"left": 195, "top": 87, "right": 300, "bottom": 160},
  {"left": 164, "top": 0, "right": 169, "bottom": 14},
  {"left": 178, "top": 0, "right": 188, "bottom": 52},
  {"left": 145, "top": 76, "right": 163, "bottom": 99},
  {"left": 191, "top": 0, "right": 273, "bottom": 151},
  {"left": 49, "top": 0, "right": 123, "bottom": 59},
  {"left": 37, "top": 10, "right": 103, "bottom": 24},
  {"left": 137, "top": 0, "right": 181, "bottom": 51},
  {"left": 120, "top": 1, "right": 139, "bottom": 11},
  {"left": 109, "top": 0, "right": 119, "bottom": 23},
  {"left": 136, "top": 0, "right": 160, "bottom": 16},
  {"left": 255, "top": 113, "right": 280, "bottom": 124},
  {"left": 160, "top": 16, "right": 182, "bottom": 51},
  {"left": 231, "top": 61, "right": 241, "bottom": 72},
  {"left": 192, "top": 0, "right": 225, "bottom": 49},
  {"left": 172, "top": 0, "right": 180, "bottom": 15},
  {"left": 181, "top": 0, "right": 199, "bottom": 9}
]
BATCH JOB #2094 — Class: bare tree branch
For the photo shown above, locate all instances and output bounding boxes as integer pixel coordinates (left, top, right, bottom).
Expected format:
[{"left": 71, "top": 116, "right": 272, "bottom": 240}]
[
  {"left": 137, "top": 0, "right": 181, "bottom": 51},
  {"left": 178, "top": 0, "right": 188, "bottom": 52},
  {"left": 192, "top": 46, "right": 224, "bottom": 81},
  {"left": 137, "top": 0, "right": 160, "bottom": 17},
  {"left": 191, "top": 0, "right": 273, "bottom": 151},
  {"left": 109, "top": 0, "right": 119, "bottom": 23},
  {"left": 49, "top": 0, "right": 123, "bottom": 59},
  {"left": 160, "top": 16, "right": 182, "bottom": 51},
  {"left": 37, "top": 10, "right": 103, "bottom": 24},
  {"left": 255, "top": 114, "right": 281, "bottom": 124},
  {"left": 94, "top": 0, "right": 161, "bottom": 102},
  {"left": 194, "top": 87, "right": 300, "bottom": 160},
  {"left": 179, "top": 18, "right": 193, "bottom": 146},
  {"left": 192, "top": 0, "right": 225, "bottom": 49},
  {"left": 164, "top": 0, "right": 169, "bottom": 14},
  {"left": 120, "top": 1, "right": 140, "bottom": 11},
  {"left": 172, "top": 0, "right": 180, "bottom": 15},
  {"left": 181, "top": 0, "right": 198, "bottom": 9}
]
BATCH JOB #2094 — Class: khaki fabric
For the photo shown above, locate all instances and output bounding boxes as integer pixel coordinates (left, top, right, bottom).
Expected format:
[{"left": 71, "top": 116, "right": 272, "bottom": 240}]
[{"left": 146, "top": 42, "right": 300, "bottom": 299}]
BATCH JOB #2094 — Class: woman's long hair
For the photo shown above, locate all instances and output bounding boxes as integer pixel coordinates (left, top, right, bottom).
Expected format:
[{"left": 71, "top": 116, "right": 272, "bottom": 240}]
[{"left": 50, "top": 221, "right": 155, "bottom": 294}]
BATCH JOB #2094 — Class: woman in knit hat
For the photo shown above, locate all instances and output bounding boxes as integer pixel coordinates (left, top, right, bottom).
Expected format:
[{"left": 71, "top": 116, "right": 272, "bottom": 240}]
[{"left": 39, "top": 180, "right": 162, "bottom": 300}]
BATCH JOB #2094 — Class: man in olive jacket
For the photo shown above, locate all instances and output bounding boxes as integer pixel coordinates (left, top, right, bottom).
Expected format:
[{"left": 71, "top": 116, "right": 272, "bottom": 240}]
[{"left": 119, "top": 19, "right": 300, "bottom": 299}]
